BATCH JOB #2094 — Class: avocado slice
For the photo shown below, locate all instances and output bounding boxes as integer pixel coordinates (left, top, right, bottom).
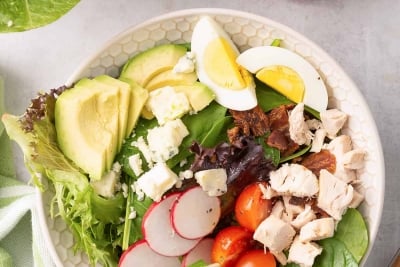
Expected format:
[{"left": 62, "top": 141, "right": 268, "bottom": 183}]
[
  {"left": 174, "top": 82, "right": 216, "bottom": 112},
  {"left": 145, "top": 69, "right": 198, "bottom": 91},
  {"left": 119, "top": 77, "right": 150, "bottom": 129},
  {"left": 119, "top": 44, "right": 188, "bottom": 87},
  {"left": 55, "top": 83, "right": 118, "bottom": 180},
  {"left": 94, "top": 75, "right": 130, "bottom": 143}
]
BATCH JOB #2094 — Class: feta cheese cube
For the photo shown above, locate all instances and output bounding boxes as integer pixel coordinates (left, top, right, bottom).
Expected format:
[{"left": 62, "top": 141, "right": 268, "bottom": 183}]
[
  {"left": 135, "top": 162, "right": 178, "bottom": 202},
  {"left": 147, "top": 119, "right": 189, "bottom": 162},
  {"left": 128, "top": 154, "right": 143, "bottom": 176},
  {"left": 146, "top": 86, "right": 191, "bottom": 125},
  {"left": 194, "top": 168, "right": 227, "bottom": 197}
]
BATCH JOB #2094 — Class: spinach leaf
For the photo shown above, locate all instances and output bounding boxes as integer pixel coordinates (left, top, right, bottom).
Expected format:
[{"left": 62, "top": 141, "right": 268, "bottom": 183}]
[
  {"left": 314, "top": 238, "right": 358, "bottom": 267},
  {"left": 167, "top": 102, "right": 230, "bottom": 168},
  {"left": 334, "top": 208, "right": 369, "bottom": 263},
  {"left": 256, "top": 135, "right": 280, "bottom": 166},
  {"left": 0, "top": 0, "right": 80, "bottom": 32}
]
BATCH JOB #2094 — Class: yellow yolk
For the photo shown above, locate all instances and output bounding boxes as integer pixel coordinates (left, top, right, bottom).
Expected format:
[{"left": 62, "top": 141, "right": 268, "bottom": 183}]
[
  {"left": 203, "top": 37, "right": 247, "bottom": 90},
  {"left": 256, "top": 65, "right": 305, "bottom": 103}
]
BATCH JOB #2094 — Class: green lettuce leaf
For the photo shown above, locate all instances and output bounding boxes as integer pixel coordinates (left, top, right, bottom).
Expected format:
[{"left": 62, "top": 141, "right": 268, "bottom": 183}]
[
  {"left": 0, "top": 0, "right": 80, "bottom": 32},
  {"left": 2, "top": 90, "right": 124, "bottom": 267}
]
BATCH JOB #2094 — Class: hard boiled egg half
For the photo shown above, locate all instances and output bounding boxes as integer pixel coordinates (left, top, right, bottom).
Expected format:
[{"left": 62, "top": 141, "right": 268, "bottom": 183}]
[
  {"left": 191, "top": 16, "right": 257, "bottom": 111},
  {"left": 237, "top": 46, "right": 328, "bottom": 112}
]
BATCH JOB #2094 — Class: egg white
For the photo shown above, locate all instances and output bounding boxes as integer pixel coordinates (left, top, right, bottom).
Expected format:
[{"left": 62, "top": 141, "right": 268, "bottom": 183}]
[
  {"left": 191, "top": 16, "right": 257, "bottom": 111},
  {"left": 236, "top": 46, "right": 328, "bottom": 112}
]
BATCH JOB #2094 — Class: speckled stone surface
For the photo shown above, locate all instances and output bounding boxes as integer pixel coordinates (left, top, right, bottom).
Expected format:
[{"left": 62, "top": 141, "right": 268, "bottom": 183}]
[{"left": 0, "top": 1, "right": 399, "bottom": 266}]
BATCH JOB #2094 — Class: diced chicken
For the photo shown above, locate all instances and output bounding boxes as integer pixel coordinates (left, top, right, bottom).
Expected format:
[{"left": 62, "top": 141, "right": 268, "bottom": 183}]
[
  {"left": 289, "top": 103, "right": 313, "bottom": 145},
  {"left": 349, "top": 189, "right": 364, "bottom": 208},
  {"left": 269, "top": 163, "right": 319, "bottom": 197},
  {"left": 291, "top": 205, "right": 316, "bottom": 229},
  {"left": 283, "top": 196, "right": 305, "bottom": 218},
  {"left": 258, "top": 183, "right": 278, "bottom": 199},
  {"left": 253, "top": 215, "right": 296, "bottom": 253},
  {"left": 310, "top": 128, "right": 327, "bottom": 153},
  {"left": 299, "top": 217, "right": 335, "bottom": 242},
  {"left": 288, "top": 236, "right": 322, "bottom": 267},
  {"left": 306, "top": 119, "right": 322, "bottom": 130},
  {"left": 326, "top": 135, "right": 357, "bottom": 183},
  {"left": 270, "top": 200, "right": 285, "bottom": 219},
  {"left": 317, "top": 170, "right": 354, "bottom": 220},
  {"left": 320, "top": 109, "right": 348, "bottom": 139},
  {"left": 343, "top": 149, "right": 366, "bottom": 169}
]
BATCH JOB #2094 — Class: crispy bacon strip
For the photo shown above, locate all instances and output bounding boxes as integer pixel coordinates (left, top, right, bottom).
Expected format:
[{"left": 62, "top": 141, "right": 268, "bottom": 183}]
[
  {"left": 301, "top": 149, "right": 336, "bottom": 177},
  {"left": 229, "top": 105, "right": 270, "bottom": 137}
]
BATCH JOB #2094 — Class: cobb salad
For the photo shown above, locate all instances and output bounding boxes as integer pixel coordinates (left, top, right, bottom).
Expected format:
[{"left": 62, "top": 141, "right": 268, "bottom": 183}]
[{"left": 2, "top": 16, "right": 369, "bottom": 267}]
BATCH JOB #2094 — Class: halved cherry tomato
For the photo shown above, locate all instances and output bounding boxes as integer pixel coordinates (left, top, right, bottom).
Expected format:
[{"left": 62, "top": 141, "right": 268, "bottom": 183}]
[
  {"left": 234, "top": 182, "right": 272, "bottom": 231},
  {"left": 211, "top": 226, "right": 253, "bottom": 267},
  {"left": 235, "top": 249, "right": 276, "bottom": 267}
]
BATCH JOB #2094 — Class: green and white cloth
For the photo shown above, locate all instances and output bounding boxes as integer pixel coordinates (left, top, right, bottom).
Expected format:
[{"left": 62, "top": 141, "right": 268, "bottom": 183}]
[{"left": 0, "top": 77, "right": 55, "bottom": 267}]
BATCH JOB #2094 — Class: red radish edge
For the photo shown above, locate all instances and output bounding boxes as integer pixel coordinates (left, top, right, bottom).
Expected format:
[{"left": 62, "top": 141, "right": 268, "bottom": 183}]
[
  {"left": 182, "top": 238, "right": 215, "bottom": 267},
  {"left": 171, "top": 186, "right": 221, "bottom": 240},
  {"left": 142, "top": 192, "right": 201, "bottom": 256},
  {"left": 119, "top": 240, "right": 181, "bottom": 267}
]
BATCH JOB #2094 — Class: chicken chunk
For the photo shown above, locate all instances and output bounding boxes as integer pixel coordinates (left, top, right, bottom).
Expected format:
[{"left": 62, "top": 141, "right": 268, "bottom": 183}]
[
  {"left": 253, "top": 215, "right": 296, "bottom": 253},
  {"left": 269, "top": 163, "right": 319, "bottom": 197},
  {"left": 317, "top": 169, "right": 354, "bottom": 220},
  {"left": 291, "top": 205, "right": 317, "bottom": 229},
  {"left": 288, "top": 236, "right": 322, "bottom": 267},
  {"left": 299, "top": 217, "right": 335, "bottom": 242},
  {"left": 320, "top": 109, "right": 348, "bottom": 139},
  {"left": 326, "top": 135, "right": 357, "bottom": 183},
  {"left": 289, "top": 103, "right": 313, "bottom": 145},
  {"left": 343, "top": 149, "right": 366, "bottom": 169}
]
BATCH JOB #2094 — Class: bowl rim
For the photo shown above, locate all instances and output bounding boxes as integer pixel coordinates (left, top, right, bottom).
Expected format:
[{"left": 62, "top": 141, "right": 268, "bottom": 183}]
[{"left": 36, "top": 7, "right": 385, "bottom": 267}]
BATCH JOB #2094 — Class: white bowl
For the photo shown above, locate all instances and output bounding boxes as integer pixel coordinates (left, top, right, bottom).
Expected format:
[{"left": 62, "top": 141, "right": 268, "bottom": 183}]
[{"left": 37, "top": 8, "right": 385, "bottom": 267}]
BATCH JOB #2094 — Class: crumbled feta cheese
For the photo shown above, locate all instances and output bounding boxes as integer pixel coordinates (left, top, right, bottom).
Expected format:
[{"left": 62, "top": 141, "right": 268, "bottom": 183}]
[
  {"left": 269, "top": 163, "right": 319, "bottom": 197},
  {"left": 289, "top": 103, "right": 313, "bottom": 145},
  {"left": 146, "top": 86, "right": 191, "bottom": 125},
  {"left": 132, "top": 136, "right": 154, "bottom": 168},
  {"left": 135, "top": 162, "right": 178, "bottom": 202},
  {"left": 128, "top": 206, "right": 137, "bottom": 219},
  {"left": 128, "top": 154, "right": 143, "bottom": 176},
  {"left": 173, "top": 52, "right": 196, "bottom": 73},
  {"left": 147, "top": 119, "right": 189, "bottom": 162},
  {"left": 194, "top": 168, "right": 227, "bottom": 197},
  {"left": 7, "top": 20, "right": 13, "bottom": 27},
  {"left": 90, "top": 163, "right": 121, "bottom": 198},
  {"left": 121, "top": 183, "right": 129, "bottom": 198}
]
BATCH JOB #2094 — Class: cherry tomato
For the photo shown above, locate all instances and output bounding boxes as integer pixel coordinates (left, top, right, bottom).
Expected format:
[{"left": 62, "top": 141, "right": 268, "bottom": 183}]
[
  {"left": 235, "top": 250, "right": 276, "bottom": 267},
  {"left": 234, "top": 182, "right": 272, "bottom": 231},
  {"left": 211, "top": 226, "right": 253, "bottom": 267}
]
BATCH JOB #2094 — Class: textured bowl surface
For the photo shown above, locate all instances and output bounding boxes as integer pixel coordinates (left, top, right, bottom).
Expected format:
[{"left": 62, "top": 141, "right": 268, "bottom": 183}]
[{"left": 37, "top": 8, "right": 384, "bottom": 267}]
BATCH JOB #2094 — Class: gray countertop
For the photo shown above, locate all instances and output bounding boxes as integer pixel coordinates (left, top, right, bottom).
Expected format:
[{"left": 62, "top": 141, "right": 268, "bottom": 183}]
[{"left": 1, "top": 0, "right": 399, "bottom": 266}]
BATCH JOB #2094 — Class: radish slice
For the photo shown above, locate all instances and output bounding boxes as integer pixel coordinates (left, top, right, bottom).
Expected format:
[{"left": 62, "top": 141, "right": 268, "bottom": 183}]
[
  {"left": 172, "top": 186, "right": 221, "bottom": 239},
  {"left": 142, "top": 192, "right": 201, "bottom": 256},
  {"left": 119, "top": 240, "right": 181, "bottom": 267},
  {"left": 182, "top": 238, "right": 214, "bottom": 267}
]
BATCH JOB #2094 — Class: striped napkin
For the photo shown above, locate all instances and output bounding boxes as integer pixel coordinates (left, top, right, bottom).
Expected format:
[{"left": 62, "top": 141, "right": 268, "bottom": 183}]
[{"left": 0, "top": 77, "right": 55, "bottom": 267}]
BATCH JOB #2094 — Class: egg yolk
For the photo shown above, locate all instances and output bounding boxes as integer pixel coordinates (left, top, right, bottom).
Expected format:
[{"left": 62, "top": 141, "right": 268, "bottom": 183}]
[
  {"left": 256, "top": 65, "right": 305, "bottom": 103},
  {"left": 204, "top": 37, "right": 249, "bottom": 90}
]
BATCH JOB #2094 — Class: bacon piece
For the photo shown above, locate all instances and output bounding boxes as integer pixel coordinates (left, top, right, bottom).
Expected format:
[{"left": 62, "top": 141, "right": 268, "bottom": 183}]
[
  {"left": 268, "top": 104, "right": 295, "bottom": 132},
  {"left": 227, "top": 126, "right": 241, "bottom": 145},
  {"left": 229, "top": 105, "right": 270, "bottom": 137},
  {"left": 301, "top": 149, "right": 336, "bottom": 177}
]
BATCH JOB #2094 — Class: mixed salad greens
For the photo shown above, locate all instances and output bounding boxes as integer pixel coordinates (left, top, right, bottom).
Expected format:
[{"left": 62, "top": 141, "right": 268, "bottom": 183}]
[{"left": 2, "top": 18, "right": 369, "bottom": 267}]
